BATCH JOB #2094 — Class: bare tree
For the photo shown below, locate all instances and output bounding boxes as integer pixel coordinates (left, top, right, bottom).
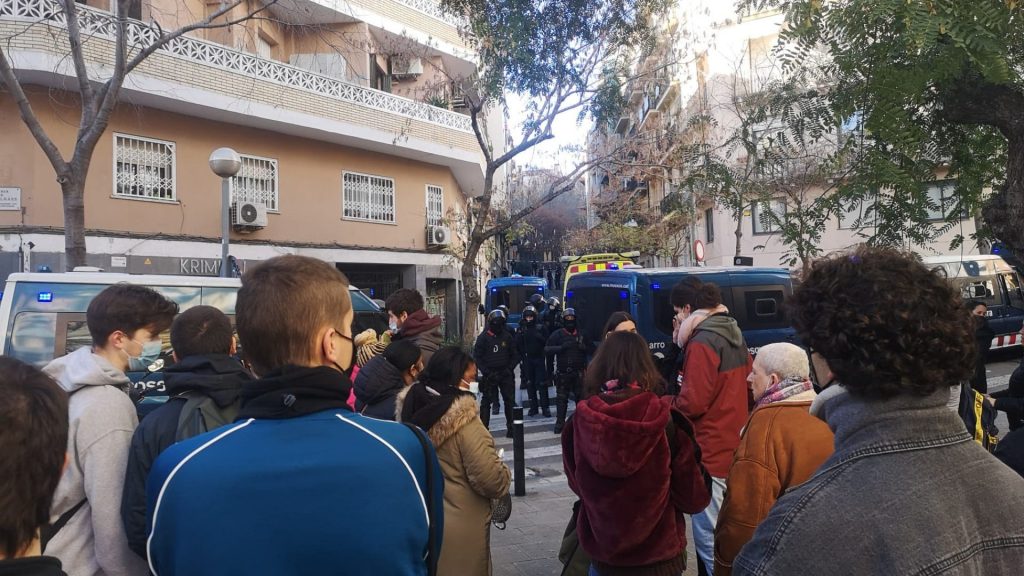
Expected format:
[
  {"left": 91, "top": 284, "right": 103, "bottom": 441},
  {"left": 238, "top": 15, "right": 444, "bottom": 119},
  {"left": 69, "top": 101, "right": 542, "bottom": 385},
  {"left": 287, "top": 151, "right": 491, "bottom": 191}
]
[{"left": 0, "top": 0, "right": 276, "bottom": 268}]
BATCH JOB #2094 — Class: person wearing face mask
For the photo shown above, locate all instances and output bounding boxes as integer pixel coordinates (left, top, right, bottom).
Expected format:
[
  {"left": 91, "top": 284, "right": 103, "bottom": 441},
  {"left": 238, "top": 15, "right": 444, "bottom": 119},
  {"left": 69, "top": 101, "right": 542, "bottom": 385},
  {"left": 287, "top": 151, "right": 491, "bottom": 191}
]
[
  {"left": 42, "top": 284, "right": 178, "bottom": 576},
  {"left": 545, "top": 308, "right": 593, "bottom": 434},
  {"left": 353, "top": 339, "right": 423, "bottom": 420},
  {"left": 474, "top": 309, "right": 520, "bottom": 436},
  {"left": 516, "top": 306, "right": 551, "bottom": 418},
  {"left": 386, "top": 288, "right": 444, "bottom": 365},
  {"left": 397, "top": 347, "right": 511, "bottom": 576},
  {"left": 146, "top": 256, "right": 445, "bottom": 576}
]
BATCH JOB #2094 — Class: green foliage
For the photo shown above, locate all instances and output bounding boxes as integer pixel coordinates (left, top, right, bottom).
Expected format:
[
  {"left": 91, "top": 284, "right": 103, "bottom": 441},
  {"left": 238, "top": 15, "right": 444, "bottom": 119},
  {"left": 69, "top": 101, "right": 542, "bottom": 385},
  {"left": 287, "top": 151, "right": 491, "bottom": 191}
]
[{"left": 745, "top": 0, "right": 1023, "bottom": 251}]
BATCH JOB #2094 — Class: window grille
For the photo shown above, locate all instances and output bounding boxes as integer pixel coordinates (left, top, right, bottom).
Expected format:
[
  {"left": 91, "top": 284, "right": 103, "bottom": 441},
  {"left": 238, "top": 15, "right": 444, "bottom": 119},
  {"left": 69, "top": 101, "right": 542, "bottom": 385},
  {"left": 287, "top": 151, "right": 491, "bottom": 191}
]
[
  {"left": 114, "top": 134, "right": 175, "bottom": 201},
  {"left": 343, "top": 172, "right": 395, "bottom": 223},
  {"left": 231, "top": 155, "right": 278, "bottom": 211},
  {"left": 752, "top": 198, "right": 786, "bottom": 234},
  {"left": 426, "top": 185, "right": 443, "bottom": 227}
]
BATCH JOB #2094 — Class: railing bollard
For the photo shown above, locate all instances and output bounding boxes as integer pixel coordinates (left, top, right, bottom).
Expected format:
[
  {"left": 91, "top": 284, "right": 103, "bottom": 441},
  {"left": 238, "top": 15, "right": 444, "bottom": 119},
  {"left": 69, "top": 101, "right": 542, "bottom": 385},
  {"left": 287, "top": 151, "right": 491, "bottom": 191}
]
[{"left": 513, "top": 405, "right": 526, "bottom": 497}]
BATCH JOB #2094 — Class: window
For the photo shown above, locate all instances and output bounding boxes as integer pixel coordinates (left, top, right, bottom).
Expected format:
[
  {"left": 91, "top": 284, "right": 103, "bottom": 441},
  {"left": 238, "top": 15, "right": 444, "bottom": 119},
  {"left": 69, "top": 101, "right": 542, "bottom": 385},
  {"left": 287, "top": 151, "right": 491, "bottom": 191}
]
[
  {"left": 705, "top": 208, "right": 715, "bottom": 243},
  {"left": 925, "top": 181, "right": 966, "bottom": 221},
  {"left": 256, "top": 31, "right": 276, "bottom": 60},
  {"left": 342, "top": 172, "right": 395, "bottom": 224},
  {"left": 231, "top": 155, "right": 278, "bottom": 211},
  {"left": 426, "top": 185, "right": 443, "bottom": 227},
  {"left": 839, "top": 195, "right": 878, "bottom": 229},
  {"left": 733, "top": 287, "right": 789, "bottom": 331},
  {"left": 747, "top": 35, "right": 779, "bottom": 93},
  {"left": 752, "top": 199, "right": 785, "bottom": 234},
  {"left": 114, "top": 134, "right": 175, "bottom": 201},
  {"left": 563, "top": 287, "right": 629, "bottom": 342}
]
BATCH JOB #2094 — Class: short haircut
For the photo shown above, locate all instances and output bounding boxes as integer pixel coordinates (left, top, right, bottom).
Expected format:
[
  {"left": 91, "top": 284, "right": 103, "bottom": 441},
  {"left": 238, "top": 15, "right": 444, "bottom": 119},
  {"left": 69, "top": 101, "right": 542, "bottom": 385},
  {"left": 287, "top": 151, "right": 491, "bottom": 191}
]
[
  {"left": 755, "top": 343, "right": 810, "bottom": 381},
  {"left": 170, "top": 305, "right": 233, "bottom": 359},
  {"left": 584, "top": 331, "right": 664, "bottom": 397},
  {"left": 0, "top": 357, "right": 69, "bottom": 558},
  {"left": 383, "top": 340, "right": 423, "bottom": 373},
  {"left": 87, "top": 284, "right": 178, "bottom": 346},
  {"left": 385, "top": 288, "right": 424, "bottom": 317},
  {"left": 790, "top": 246, "right": 974, "bottom": 400},
  {"left": 670, "top": 277, "right": 722, "bottom": 310},
  {"left": 236, "top": 255, "right": 351, "bottom": 375}
]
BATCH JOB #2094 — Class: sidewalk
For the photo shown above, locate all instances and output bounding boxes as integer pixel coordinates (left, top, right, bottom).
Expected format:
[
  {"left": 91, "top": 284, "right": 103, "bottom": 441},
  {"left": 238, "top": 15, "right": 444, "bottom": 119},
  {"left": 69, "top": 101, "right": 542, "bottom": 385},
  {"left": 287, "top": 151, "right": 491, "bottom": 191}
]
[{"left": 491, "top": 474, "right": 700, "bottom": 576}]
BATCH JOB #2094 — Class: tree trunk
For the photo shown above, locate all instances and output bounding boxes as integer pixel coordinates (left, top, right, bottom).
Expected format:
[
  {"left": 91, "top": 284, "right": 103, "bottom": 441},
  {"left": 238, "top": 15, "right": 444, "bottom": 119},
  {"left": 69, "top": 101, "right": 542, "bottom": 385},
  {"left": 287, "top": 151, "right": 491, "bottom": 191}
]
[
  {"left": 61, "top": 174, "right": 87, "bottom": 270},
  {"left": 983, "top": 133, "right": 1024, "bottom": 257},
  {"left": 734, "top": 208, "right": 743, "bottom": 258},
  {"left": 461, "top": 239, "right": 483, "bottom": 345}
]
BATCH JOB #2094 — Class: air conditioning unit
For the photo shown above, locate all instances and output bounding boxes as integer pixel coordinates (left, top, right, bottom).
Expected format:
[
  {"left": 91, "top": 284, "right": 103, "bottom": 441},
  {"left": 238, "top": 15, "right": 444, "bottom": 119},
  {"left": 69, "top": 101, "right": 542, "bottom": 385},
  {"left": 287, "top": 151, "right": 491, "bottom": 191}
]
[
  {"left": 231, "top": 201, "right": 268, "bottom": 231},
  {"left": 392, "top": 56, "right": 424, "bottom": 78},
  {"left": 427, "top": 225, "right": 451, "bottom": 246}
]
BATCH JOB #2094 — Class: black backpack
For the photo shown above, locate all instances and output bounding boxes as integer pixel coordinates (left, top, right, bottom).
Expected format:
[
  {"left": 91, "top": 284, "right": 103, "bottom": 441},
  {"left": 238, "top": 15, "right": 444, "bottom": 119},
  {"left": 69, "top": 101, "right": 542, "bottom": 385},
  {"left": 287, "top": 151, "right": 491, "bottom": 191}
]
[{"left": 958, "top": 383, "right": 999, "bottom": 452}]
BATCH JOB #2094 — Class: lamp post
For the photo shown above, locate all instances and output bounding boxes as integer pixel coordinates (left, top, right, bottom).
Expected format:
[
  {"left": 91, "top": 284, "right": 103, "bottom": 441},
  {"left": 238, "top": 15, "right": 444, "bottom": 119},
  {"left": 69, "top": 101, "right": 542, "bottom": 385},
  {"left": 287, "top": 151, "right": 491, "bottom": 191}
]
[{"left": 208, "top": 148, "right": 241, "bottom": 278}]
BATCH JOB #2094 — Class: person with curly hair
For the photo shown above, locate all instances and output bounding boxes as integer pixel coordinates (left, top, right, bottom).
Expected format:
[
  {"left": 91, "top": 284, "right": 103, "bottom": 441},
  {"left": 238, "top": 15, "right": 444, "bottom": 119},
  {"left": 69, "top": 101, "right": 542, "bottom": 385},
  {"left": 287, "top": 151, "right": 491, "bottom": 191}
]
[{"left": 734, "top": 246, "right": 1024, "bottom": 576}]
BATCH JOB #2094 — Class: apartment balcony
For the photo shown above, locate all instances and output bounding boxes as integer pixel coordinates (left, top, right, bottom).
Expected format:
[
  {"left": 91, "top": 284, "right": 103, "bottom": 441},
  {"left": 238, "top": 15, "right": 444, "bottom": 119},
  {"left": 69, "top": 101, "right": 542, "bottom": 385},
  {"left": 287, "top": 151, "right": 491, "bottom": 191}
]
[{"left": 1, "top": 0, "right": 485, "bottom": 195}]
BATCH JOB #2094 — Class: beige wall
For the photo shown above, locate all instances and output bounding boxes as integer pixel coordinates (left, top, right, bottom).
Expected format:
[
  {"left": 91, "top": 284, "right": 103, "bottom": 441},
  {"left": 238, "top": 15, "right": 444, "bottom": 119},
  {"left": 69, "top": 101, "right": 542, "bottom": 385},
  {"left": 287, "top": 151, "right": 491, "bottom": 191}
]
[{"left": 0, "top": 90, "right": 467, "bottom": 251}]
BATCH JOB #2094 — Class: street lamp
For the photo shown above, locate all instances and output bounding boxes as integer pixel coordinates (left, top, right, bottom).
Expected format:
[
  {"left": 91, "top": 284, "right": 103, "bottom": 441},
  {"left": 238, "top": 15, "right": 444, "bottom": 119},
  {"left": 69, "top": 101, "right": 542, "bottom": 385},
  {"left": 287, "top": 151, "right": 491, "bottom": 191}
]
[{"left": 209, "top": 147, "right": 241, "bottom": 278}]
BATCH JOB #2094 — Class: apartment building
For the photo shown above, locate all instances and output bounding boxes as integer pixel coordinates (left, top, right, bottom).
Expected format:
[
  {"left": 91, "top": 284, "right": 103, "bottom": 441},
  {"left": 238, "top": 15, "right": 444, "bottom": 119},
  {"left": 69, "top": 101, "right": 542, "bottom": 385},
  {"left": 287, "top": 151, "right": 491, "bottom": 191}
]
[
  {"left": 587, "top": 2, "right": 980, "bottom": 269},
  {"left": 0, "top": 0, "right": 499, "bottom": 337}
]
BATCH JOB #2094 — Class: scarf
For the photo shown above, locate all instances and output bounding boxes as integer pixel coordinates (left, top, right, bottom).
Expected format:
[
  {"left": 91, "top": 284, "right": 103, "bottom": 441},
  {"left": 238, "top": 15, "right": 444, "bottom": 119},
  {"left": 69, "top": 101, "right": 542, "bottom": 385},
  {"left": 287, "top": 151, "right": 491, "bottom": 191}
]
[
  {"left": 600, "top": 379, "right": 641, "bottom": 394},
  {"left": 674, "top": 304, "right": 730, "bottom": 348},
  {"left": 400, "top": 380, "right": 471, "bottom": 432},
  {"left": 756, "top": 376, "right": 815, "bottom": 408},
  {"left": 238, "top": 365, "right": 353, "bottom": 419}
]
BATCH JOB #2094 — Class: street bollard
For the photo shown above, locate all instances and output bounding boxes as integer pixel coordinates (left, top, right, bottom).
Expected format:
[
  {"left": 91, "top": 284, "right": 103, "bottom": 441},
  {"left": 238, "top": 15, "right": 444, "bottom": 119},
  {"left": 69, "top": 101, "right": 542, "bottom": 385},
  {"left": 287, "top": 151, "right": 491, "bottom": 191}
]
[{"left": 513, "top": 406, "right": 526, "bottom": 497}]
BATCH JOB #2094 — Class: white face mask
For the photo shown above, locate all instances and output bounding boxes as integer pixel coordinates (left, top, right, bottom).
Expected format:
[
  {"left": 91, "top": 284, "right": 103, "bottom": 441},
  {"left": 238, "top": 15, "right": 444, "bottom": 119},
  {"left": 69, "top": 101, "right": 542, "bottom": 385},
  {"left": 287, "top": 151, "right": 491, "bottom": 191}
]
[
  {"left": 389, "top": 320, "right": 398, "bottom": 332},
  {"left": 462, "top": 379, "right": 480, "bottom": 395},
  {"left": 125, "top": 338, "right": 162, "bottom": 372}
]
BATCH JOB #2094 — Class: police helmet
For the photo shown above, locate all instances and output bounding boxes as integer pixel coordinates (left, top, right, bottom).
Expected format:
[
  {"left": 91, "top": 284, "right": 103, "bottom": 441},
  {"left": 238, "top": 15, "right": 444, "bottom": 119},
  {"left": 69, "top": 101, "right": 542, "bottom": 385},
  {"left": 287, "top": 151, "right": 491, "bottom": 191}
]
[
  {"left": 562, "top": 307, "right": 577, "bottom": 320},
  {"left": 522, "top": 305, "right": 537, "bottom": 317},
  {"left": 487, "top": 309, "right": 507, "bottom": 322},
  {"left": 547, "top": 297, "right": 561, "bottom": 308},
  {"left": 497, "top": 305, "right": 510, "bottom": 316},
  {"left": 528, "top": 293, "right": 545, "bottom": 307}
]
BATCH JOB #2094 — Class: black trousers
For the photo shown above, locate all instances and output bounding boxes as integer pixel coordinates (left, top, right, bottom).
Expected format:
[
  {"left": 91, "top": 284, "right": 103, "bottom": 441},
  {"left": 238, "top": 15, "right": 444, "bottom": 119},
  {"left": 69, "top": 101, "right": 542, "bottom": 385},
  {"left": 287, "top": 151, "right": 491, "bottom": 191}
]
[
  {"left": 554, "top": 370, "right": 582, "bottom": 426},
  {"left": 523, "top": 357, "right": 550, "bottom": 412},
  {"left": 481, "top": 370, "right": 516, "bottom": 430}
]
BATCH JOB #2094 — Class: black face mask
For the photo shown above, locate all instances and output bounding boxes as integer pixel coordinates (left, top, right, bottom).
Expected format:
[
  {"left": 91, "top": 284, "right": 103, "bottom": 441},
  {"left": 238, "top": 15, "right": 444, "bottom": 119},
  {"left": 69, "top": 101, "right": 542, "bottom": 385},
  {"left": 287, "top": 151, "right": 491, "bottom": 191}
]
[
  {"left": 489, "top": 320, "right": 506, "bottom": 332},
  {"left": 564, "top": 320, "right": 577, "bottom": 331},
  {"left": 523, "top": 317, "right": 535, "bottom": 325},
  {"left": 333, "top": 328, "right": 356, "bottom": 379}
]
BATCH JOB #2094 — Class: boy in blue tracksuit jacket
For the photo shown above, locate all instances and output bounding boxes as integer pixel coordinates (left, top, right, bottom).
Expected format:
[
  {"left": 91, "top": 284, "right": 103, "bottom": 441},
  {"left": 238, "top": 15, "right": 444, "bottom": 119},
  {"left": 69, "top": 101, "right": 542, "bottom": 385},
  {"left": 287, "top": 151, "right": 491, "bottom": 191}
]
[{"left": 145, "top": 256, "right": 443, "bottom": 576}]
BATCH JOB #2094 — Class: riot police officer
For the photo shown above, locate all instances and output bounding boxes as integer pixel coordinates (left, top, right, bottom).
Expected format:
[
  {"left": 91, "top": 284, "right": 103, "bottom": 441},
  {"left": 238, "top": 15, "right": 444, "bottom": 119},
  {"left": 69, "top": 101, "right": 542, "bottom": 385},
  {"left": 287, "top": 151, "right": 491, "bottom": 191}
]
[
  {"left": 474, "top": 309, "right": 519, "bottom": 436},
  {"left": 545, "top": 308, "right": 591, "bottom": 434},
  {"left": 527, "top": 293, "right": 546, "bottom": 311},
  {"left": 542, "top": 297, "right": 563, "bottom": 384},
  {"left": 516, "top": 305, "right": 551, "bottom": 418}
]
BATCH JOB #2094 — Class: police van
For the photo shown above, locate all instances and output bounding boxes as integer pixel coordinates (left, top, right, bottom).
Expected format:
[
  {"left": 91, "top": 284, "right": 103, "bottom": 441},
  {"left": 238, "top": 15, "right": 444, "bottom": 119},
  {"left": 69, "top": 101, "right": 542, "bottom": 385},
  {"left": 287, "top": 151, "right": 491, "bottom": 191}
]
[
  {"left": 924, "top": 254, "right": 1024, "bottom": 349},
  {"left": 483, "top": 275, "right": 548, "bottom": 330},
  {"left": 564, "top": 266, "right": 796, "bottom": 355},
  {"left": 0, "top": 271, "right": 387, "bottom": 406}
]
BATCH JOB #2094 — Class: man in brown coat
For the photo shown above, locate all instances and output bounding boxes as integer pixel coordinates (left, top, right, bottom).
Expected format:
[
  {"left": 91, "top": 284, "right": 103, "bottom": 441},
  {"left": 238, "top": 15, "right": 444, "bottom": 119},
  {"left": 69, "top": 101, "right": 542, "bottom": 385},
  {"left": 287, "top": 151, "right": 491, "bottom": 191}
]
[{"left": 714, "top": 343, "right": 833, "bottom": 576}]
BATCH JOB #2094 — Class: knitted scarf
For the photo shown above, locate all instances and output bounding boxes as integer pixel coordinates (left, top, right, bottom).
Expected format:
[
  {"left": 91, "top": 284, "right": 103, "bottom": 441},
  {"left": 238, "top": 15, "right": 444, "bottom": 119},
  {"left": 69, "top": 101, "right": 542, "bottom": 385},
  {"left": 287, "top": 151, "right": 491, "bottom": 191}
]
[
  {"left": 756, "top": 376, "right": 814, "bottom": 408},
  {"left": 674, "top": 304, "right": 730, "bottom": 348}
]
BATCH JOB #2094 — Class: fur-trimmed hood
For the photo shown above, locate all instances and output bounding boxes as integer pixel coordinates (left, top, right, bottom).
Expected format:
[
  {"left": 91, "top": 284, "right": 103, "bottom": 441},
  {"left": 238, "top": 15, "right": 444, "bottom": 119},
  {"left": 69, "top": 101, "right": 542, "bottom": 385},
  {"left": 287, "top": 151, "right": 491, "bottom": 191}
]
[{"left": 395, "top": 385, "right": 479, "bottom": 448}]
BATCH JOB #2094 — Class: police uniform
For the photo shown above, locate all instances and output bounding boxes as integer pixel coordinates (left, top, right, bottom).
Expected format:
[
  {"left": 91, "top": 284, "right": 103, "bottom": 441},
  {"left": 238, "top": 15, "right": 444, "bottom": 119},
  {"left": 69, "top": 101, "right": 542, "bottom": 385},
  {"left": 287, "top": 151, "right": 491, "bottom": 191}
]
[
  {"left": 473, "top": 311, "right": 519, "bottom": 434},
  {"left": 516, "top": 307, "right": 551, "bottom": 417},
  {"left": 541, "top": 297, "right": 563, "bottom": 382},
  {"left": 544, "top": 309, "right": 591, "bottom": 434}
]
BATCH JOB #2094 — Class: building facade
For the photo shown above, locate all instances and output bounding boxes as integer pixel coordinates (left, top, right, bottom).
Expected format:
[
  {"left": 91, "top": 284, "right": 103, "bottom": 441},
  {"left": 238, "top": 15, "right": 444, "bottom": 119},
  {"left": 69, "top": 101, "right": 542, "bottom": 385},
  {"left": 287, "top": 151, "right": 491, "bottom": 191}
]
[
  {"left": 0, "top": 0, "right": 499, "bottom": 338},
  {"left": 586, "top": 2, "right": 981, "bottom": 270}
]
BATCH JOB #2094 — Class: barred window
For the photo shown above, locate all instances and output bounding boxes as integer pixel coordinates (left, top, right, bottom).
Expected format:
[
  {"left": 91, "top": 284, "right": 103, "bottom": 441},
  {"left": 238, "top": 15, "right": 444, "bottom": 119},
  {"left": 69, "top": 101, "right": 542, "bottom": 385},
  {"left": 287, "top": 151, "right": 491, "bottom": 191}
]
[
  {"left": 114, "top": 134, "right": 175, "bottom": 201},
  {"left": 752, "top": 198, "right": 786, "bottom": 234},
  {"left": 231, "top": 155, "right": 278, "bottom": 211},
  {"left": 343, "top": 172, "right": 395, "bottom": 223},
  {"left": 426, "top": 185, "right": 443, "bottom": 227}
]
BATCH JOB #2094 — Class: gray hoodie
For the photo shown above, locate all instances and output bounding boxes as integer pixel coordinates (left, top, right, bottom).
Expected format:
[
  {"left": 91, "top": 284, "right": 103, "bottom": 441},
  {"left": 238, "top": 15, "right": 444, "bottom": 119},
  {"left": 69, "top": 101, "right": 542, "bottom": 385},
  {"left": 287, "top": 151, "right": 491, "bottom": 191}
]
[{"left": 43, "top": 347, "right": 149, "bottom": 576}]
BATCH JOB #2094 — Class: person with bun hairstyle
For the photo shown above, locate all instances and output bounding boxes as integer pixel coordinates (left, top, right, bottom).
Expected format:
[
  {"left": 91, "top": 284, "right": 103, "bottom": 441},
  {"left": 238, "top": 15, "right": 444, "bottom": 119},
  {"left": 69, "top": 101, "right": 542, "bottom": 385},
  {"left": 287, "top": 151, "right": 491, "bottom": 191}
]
[
  {"left": 670, "top": 276, "right": 752, "bottom": 576},
  {"left": 353, "top": 339, "right": 423, "bottom": 420}
]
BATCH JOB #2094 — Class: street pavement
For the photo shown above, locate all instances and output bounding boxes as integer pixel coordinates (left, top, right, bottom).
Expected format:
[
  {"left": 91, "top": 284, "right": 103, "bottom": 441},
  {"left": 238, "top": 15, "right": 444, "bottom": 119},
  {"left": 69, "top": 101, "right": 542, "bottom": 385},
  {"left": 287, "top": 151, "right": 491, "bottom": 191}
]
[{"left": 482, "top": 352, "right": 1021, "bottom": 576}]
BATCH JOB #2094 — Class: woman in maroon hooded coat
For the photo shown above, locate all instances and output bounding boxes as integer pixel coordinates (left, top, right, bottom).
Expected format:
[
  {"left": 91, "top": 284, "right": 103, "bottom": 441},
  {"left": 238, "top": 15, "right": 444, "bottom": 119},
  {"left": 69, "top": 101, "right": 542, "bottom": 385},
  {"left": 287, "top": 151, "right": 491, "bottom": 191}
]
[{"left": 563, "top": 331, "right": 711, "bottom": 576}]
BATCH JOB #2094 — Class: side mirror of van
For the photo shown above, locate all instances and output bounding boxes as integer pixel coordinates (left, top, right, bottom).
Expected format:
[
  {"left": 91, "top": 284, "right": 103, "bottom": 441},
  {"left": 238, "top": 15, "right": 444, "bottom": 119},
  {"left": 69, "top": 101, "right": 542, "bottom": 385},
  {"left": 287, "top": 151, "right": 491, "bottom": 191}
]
[
  {"left": 478, "top": 303, "right": 486, "bottom": 315},
  {"left": 972, "top": 285, "right": 987, "bottom": 299}
]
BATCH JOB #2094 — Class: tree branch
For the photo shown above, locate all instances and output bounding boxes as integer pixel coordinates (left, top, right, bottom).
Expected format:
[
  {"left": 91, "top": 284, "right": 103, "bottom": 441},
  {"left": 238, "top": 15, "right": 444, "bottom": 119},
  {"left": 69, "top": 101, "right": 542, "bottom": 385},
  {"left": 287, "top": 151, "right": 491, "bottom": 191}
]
[
  {"left": 0, "top": 44, "right": 69, "bottom": 178},
  {"left": 61, "top": 0, "right": 97, "bottom": 123}
]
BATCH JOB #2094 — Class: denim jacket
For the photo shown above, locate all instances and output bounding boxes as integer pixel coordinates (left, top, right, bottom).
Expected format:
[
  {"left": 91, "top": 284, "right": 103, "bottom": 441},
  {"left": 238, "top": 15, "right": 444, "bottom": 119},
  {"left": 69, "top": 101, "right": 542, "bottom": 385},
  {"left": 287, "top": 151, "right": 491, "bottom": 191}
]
[{"left": 735, "top": 386, "right": 1024, "bottom": 575}]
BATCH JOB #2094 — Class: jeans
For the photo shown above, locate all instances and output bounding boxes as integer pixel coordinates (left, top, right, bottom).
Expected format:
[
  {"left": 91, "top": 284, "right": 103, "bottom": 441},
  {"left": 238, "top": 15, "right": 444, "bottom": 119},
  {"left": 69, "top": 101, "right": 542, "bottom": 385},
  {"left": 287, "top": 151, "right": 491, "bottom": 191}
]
[{"left": 691, "top": 476, "right": 727, "bottom": 575}]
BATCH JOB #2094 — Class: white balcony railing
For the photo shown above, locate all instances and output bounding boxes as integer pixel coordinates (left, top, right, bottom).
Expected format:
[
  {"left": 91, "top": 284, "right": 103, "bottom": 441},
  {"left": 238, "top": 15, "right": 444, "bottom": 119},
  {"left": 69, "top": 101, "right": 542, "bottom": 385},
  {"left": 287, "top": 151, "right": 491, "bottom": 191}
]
[
  {"left": 394, "top": 0, "right": 465, "bottom": 28},
  {"left": 0, "top": 0, "right": 473, "bottom": 133}
]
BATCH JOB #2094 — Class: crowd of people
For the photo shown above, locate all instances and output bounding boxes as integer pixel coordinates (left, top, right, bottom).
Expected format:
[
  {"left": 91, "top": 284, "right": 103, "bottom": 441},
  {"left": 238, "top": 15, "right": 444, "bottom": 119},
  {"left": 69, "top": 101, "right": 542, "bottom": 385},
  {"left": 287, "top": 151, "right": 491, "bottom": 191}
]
[{"left": 3, "top": 247, "right": 1024, "bottom": 576}]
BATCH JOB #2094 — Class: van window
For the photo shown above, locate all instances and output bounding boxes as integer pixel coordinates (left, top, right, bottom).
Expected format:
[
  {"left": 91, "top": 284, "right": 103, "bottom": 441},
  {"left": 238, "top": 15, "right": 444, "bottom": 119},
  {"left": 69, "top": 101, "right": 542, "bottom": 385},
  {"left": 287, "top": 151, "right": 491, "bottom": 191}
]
[
  {"left": 62, "top": 318, "right": 91, "bottom": 357},
  {"left": 731, "top": 287, "right": 788, "bottom": 331},
  {"left": 202, "top": 287, "right": 238, "bottom": 314},
  {"left": 9, "top": 312, "right": 57, "bottom": 367},
  {"left": 954, "top": 277, "right": 1002, "bottom": 307},
  {"left": 652, "top": 288, "right": 676, "bottom": 338},
  {"left": 565, "top": 287, "right": 629, "bottom": 341},
  {"left": 488, "top": 286, "right": 544, "bottom": 312},
  {"left": 1002, "top": 273, "right": 1024, "bottom": 308}
]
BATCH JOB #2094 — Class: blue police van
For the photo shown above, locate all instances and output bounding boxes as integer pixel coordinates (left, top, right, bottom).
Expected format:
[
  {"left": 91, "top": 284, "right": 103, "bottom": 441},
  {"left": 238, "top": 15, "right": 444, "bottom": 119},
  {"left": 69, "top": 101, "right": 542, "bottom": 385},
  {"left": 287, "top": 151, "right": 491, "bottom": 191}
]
[
  {"left": 564, "top": 266, "right": 796, "bottom": 354},
  {"left": 483, "top": 275, "right": 548, "bottom": 330}
]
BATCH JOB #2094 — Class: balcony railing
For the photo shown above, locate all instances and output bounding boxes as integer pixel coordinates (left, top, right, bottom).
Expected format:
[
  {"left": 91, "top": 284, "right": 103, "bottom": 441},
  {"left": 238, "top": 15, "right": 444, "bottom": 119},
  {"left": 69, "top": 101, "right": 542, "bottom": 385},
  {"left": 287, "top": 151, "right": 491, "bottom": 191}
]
[
  {"left": 1, "top": 0, "right": 473, "bottom": 133},
  {"left": 394, "top": 0, "right": 466, "bottom": 28}
]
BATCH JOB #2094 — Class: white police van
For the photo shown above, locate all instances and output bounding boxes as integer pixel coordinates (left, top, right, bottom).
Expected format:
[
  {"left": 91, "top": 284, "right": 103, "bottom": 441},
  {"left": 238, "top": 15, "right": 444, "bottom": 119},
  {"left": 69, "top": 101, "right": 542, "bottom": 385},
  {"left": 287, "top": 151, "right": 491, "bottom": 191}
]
[{"left": 0, "top": 271, "right": 386, "bottom": 410}]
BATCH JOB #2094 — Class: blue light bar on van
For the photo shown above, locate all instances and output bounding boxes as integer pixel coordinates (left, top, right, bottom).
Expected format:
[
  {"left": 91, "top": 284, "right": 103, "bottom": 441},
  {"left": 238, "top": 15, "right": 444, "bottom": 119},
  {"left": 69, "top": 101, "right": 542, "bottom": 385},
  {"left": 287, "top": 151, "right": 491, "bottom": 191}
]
[
  {"left": 619, "top": 290, "right": 628, "bottom": 299},
  {"left": 37, "top": 291, "right": 54, "bottom": 303},
  {"left": 566, "top": 290, "right": 574, "bottom": 299},
  {"left": 608, "top": 263, "right": 619, "bottom": 270},
  {"left": 651, "top": 283, "right": 661, "bottom": 290},
  {"left": 369, "top": 288, "right": 375, "bottom": 297},
  {"left": 491, "top": 288, "right": 497, "bottom": 293}
]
